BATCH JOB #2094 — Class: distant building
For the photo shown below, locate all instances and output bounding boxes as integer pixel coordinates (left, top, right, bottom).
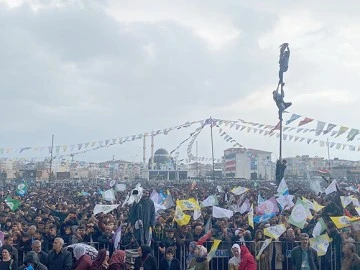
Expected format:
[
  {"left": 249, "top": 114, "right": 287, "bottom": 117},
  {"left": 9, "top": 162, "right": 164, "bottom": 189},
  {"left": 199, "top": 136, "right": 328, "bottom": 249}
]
[
  {"left": 223, "top": 148, "right": 273, "bottom": 180},
  {"left": 144, "top": 148, "right": 187, "bottom": 180}
]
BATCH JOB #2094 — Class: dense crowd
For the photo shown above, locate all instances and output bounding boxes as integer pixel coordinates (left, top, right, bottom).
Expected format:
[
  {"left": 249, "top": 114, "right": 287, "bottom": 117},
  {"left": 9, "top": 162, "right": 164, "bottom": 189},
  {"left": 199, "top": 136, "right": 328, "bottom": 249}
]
[{"left": 0, "top": 177, "right": 359, "bottom": 270}]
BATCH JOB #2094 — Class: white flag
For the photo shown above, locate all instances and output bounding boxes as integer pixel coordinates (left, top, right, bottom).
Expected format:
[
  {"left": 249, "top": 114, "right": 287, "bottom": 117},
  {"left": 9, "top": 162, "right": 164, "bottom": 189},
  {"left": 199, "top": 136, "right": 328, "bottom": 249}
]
[
  {"left": 231, "top": 186, "right": 249, "bottom": 195},
  {"left": 115, "top": 184, "right": 127, "bottom": 192},
  {"left": 325, "top": 180, "right": 337, "bottom": 195},
  {"left": 93, "top": 204, "right": 119, "bottom": 215},
  {"left": 102, "top": 189, "right": 115, "bottom": 201},
  {"left": 276, "top": 195, "right": 294, "bottom": 210},
  {"left": 212, "top": 206, "right": 234, "bottom": 219},
  {"left": 340, "top": 196, "right": 353, "bottom": 208},
  {"left": 201, "top": 195, "right": 219, "bottom": 207},
  {"left": 277, "top": 179, "right": 289, "bottom": 195},
  {"left": 154, "top": 202, "right": 166, "bottom": 212}
]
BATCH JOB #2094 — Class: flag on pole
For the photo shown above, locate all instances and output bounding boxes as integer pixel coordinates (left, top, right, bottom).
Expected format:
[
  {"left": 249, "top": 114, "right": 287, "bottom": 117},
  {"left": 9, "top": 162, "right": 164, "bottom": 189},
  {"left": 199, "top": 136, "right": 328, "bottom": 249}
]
[
  {"left": 206, "top": 239, "right": 221, "bottom": 262},
  {"left": 201, "top": 195, "right": 219, "bottom": 207},
  {"left": 256, "top": 239, "right": 272, "bottom": 260},
  {"left": 264, "top": 224, "right": 286, "bottom": 239},
  {"left": 5, "top": 196, "right": 20, "bottom": 211},
  {"left": 231, "top": 186, "right": 249, "bottom": 195},
  {"left": 102, "top": 189, "right": 115, "bottom": 201},
  {"left": 312, "top": 200, "right": 325, "bottom": 212},
  {"left": 248, "top": 204, "right": 254, "bottom": 229},
  {"left": 93, "top": 204, "right": 119, "bottom": 215},
  {"left": 277, "top": 179, "right": 289, "bottom": 196},
  {"left": 256, "top": 197, "right": 279, "bottom": 215},
  {"left": 312, "top": 218, "right": 327, "bottom": 238},
  {"left": 212, "top": 206, "right": 234, "bottom": 219},
  {"left": 258, "top": 194, "right": 265, "bottom": 205},
  {"left": 309, "top": 233, "right": 332, "bottom": 256},
  {"left": 16, "top": 182, "right": 28, "bottom": 196},
  {"left": 174, "top": 206, "right": 191, "bottom": 226},
  {"left": 163, "top": 193, "right": 175, "bottom": 209},
  {"left": 289, "top": 199, "right": 309, "bottom": 229},
  {"left": 325, "top": 180, "right": 337, "bottom": 195},
  {"left": 340, "top": 196, "right": 354, "bottom": 208},
  {"left": 177, "top": 198, "right": 201, "bottom": 211},
  {"left": 330, "top": 216, "right": 351, "bottom": 229}
]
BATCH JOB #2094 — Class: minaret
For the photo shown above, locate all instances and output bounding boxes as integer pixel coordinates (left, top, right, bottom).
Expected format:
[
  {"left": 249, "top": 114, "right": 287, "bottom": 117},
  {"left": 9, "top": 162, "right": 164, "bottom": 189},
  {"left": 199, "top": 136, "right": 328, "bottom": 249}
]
[{"left": 151, "top": 133, "right": 154, "bottom": 169}]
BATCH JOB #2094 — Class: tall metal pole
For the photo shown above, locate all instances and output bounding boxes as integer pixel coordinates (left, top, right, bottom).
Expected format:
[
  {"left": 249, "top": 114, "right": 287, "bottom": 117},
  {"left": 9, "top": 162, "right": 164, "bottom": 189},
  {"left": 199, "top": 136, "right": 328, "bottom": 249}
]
[
  {"left": 210, "top": 118, "right": 215, "bottom": 180},
  {"left": 279, "top": 115, "right": 283, "bottom": 160},
  {"left": 327, "top": 138, "right": 331, "bottom": 171},
  {"left": 196, "top": 141, "right": 199, "bottom": 178},
  {"left": 49, "top": 135, "right": 54, "bottom": 181}
]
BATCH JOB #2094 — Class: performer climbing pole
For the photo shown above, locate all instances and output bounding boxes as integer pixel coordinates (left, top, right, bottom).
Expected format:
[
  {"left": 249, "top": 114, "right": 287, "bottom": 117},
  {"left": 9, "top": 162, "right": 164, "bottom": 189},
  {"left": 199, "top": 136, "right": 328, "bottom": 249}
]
[{"left": 274, "top": 43, "right": 292, "bottom": 184}]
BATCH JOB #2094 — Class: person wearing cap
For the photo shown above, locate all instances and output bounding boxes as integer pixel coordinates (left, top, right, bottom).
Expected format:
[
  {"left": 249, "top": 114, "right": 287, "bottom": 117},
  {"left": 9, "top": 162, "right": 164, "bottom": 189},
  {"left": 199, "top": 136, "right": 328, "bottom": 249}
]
[
  {"left": 158, "top": 247, "right": 181, "bottom": 270},
  {"left": 18, "top": 251, "right": 47, "bottom": 270}
]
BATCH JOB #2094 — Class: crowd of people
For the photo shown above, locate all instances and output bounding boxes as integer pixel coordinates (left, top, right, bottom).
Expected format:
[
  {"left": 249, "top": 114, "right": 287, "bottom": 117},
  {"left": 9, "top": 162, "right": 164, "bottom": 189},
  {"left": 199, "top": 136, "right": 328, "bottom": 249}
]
[{"left": 0, "top": 177, "right": 359, "bottom": 270}]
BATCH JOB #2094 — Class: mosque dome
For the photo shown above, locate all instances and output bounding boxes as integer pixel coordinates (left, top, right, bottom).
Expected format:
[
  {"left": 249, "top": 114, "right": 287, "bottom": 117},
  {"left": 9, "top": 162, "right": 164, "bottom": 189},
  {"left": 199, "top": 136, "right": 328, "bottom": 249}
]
[{"left": 148, "top": 148, "right": 174, "bottom": 170}]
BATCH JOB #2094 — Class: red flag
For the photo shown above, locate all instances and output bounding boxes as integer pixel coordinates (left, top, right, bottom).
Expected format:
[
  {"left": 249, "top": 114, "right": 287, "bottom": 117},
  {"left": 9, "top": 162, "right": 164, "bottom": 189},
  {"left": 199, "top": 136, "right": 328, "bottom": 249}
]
[
  {"left": 298, "top": 117, "right": 313, "bottom": 126},
  {"left": 344, "top": 209, "right": 353, "bottom": 218},
  {"left": 197, "top": 231, "right": 212, "bottom": 245}
]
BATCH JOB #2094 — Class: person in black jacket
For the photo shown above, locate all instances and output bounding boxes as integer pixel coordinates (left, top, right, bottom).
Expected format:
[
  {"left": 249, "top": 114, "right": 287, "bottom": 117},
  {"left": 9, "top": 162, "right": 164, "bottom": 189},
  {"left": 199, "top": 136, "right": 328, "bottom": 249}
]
[
  {"left": 158, "top": 247, "right": 181, "bottom": 270},
  {"left": 32, "top": 240, "right": 48, "bottom": 267},
  {"left": 291, "top": 233, "right": 319, "bottom": 270},
  {"left": 48, "top": 237, "right": 72, "bottom": 270},
  {"left": 134, "top": 245, "right": 157, "bottom": 270}
]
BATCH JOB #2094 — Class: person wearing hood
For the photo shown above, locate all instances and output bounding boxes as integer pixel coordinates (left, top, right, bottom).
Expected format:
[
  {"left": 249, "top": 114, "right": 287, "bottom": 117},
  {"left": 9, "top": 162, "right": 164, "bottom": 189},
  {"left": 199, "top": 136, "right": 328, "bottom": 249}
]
[
  {"left": 188, "top": 245, "right": 209, "bottom": 270},
  {"left": 90, "top": 250, "right": 109, "bottom": 270},
  {"left": 229, "top": 244, "right": 241, "bottom": 270},
  {"left": 108, "top": 250, "right": 126, "bottom": 270},
  {"left": 19, "top": 251, "right": 47, "bottom": 270},
  {"left": 134, "top": 245, "right": 156, "bottom": 270},
  {"left": 73, "top": 246, "right": 92, "bottom": 270},
  {"left": 238, "top": 245, "right": 256, "bottom": 270}
]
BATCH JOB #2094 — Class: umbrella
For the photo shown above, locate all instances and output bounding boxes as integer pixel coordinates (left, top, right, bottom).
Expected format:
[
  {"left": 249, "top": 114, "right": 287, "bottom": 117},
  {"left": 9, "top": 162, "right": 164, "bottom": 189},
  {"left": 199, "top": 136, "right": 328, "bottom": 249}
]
[{"left": 65, "top": 243, "right": 98, "bottom": 260}]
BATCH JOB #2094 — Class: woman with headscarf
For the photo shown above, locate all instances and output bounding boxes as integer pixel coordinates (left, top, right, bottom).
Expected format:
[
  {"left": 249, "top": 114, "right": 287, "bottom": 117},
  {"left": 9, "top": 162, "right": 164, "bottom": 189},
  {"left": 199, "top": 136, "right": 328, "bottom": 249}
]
[
  {"left": 186, "top": 241, "right": 197, "bottom": 269},
  {"left": 229, "top": 244, "right": 241, "bottom": 270},
  {"left": 188, "top": 245, "right": 209, "bottom": 270},
  {"left": 134, "top": 245, "right": 157, "bottom": 270},
  {"left": 108, "top": 250, "right": 126, "bottom": 270},
  {"left": 73, "top": 245, "right": 92, "bottom": 270},
  {"left": 0, "top": 245, "right": 18, "bottom": 270},
  {"left": 90, "top": 249, "right": 109, "bottom": 270}
]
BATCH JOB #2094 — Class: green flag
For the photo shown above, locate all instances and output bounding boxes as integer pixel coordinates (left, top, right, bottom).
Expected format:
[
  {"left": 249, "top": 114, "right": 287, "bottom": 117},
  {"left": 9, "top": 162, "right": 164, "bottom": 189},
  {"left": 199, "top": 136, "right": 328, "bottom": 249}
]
[
  {"left": 16, "top": 182, "right": 28, "bottom": 196},
  {"left": 5, "top": 196, "right": 20, "bottom": 211},
  {"left": 289, "top": 199, "right": 309, "bottom": 229},
  {"left": 312, "top": 218, "right": 327, "bottom": 238}
]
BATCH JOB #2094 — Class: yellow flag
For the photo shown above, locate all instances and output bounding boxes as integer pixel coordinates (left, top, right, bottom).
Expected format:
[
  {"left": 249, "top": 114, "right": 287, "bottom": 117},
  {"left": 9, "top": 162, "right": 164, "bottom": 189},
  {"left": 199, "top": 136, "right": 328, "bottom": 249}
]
[
  {"left": 330, "top": 216, "right": 351, "bottom": 229},
  {"left": 206, "top": 239, "right": 221, "bottom": 262},
  {"left": 177, "top": 198, "right": 201, "bottom": 211},
  {"left": 312, "top": 200, "right": 325, "bottom": 212},
  {"left": 264, "top": 224, "right": 286, "bottom": 239},
  {"left": 248, "top": 204, "right": 254, "bottom": 229},
  {"left": 174, "top": 206, "right": 191, "bottom": 226},
  {"left": 309, "top": 233, "right": 332, "bottom": 256},
  {"left": 231, "top": 186, "right": 249, "bottom": 195}
]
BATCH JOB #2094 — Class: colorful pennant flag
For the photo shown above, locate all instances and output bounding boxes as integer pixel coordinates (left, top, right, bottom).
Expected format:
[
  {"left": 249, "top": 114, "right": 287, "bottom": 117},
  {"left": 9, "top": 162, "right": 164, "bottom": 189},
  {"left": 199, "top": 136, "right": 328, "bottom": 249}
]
[
  {"left": 309, "top": 233, "right": 332, "bottom": 256},
  {"left": 177, "top": 198, "right": 201, "bottom": 211},
  {"left": 298, "top": 117, "right": 313, "bottom": 126}
]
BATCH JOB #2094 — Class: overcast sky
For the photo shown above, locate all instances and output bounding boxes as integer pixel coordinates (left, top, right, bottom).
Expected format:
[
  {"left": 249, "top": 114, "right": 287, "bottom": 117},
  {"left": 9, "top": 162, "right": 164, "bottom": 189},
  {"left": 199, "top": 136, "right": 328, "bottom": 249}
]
[{"left": 1, "top": 0, "right": 360, "bottom": 163}]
